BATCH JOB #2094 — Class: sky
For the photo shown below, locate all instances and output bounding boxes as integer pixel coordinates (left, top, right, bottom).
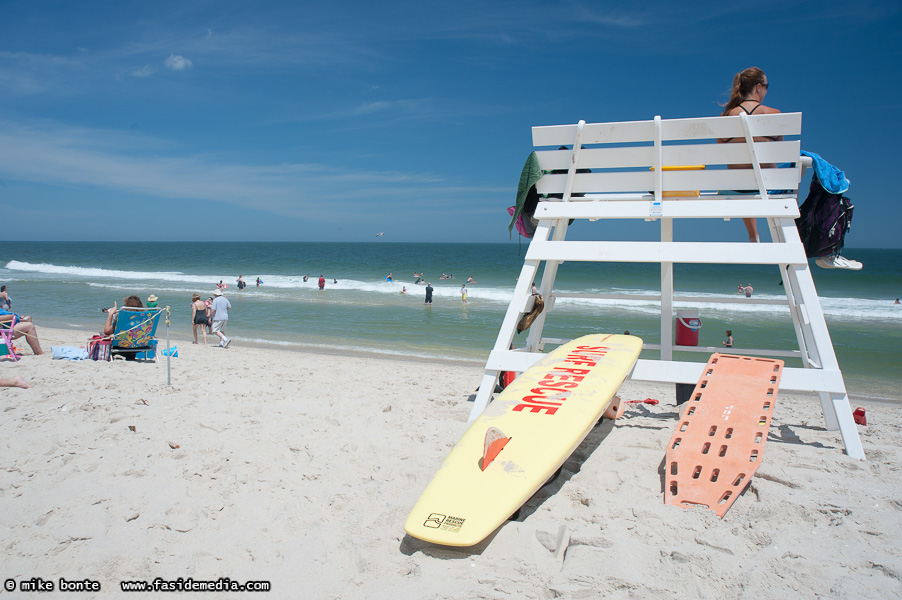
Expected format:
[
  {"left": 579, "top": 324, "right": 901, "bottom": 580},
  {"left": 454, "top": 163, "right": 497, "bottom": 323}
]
[{"left": 1, "top": 0, "right": 901, "bottom": 245}]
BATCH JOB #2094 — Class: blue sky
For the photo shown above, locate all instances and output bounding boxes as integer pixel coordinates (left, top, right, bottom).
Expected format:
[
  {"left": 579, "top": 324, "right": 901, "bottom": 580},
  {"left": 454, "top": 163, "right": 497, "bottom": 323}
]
[{"left": 2, "top": 0, "right": 900, "bottom": 245}]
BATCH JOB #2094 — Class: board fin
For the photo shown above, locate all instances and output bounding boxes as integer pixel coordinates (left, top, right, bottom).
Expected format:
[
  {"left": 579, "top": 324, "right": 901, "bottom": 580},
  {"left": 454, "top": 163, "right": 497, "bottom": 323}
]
[
  {"left": 604, "top": 395, "right": 625, "bottom": 420},
  {"left": 481, "top": 427, "right": 511, "bottom": 471}
]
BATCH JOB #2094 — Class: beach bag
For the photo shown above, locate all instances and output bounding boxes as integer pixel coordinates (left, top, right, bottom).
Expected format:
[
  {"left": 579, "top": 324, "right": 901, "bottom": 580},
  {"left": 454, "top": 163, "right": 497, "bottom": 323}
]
[
  {"left": 795, "top": 179, "right": 854, "bottom": 258},
  {"left": 86, "top": 335, "right": 111, "bottom": 361}
]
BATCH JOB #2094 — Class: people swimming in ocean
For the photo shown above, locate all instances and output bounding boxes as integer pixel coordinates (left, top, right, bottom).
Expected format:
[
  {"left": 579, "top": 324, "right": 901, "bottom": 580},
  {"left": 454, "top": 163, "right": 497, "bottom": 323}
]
[
  {"left": 303, "top": 274, "right": 309, "bottom": 282},
  {"left": 722, "top": 330, "right": 734, "bottom": 347},
  {"left": 386, "top": 273, "right": 393, "bottom": 282},
  {"left": 743, "top": 284, "right": 753, "bottom": 298}
]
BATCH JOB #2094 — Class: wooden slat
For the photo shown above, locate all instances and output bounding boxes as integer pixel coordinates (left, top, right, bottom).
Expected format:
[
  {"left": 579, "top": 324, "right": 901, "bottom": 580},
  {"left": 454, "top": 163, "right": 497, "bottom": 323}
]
[
  {"left": 536, "top": 141, "right": 801, "bottom": 171},
  {"left": 532, "top": 113, "right": 802, "bottom": 146},
  {"left": 482, "top": 354, "right": 845, "bottom": 395},
  {"left": 534, "top": 198, "right": 800, "bottom": 220},
  {"left": 535, "top": 169, "right": 801, "bottom": 195},
  {"left": 631, "top": 360, "right": 847, "bottom": 394},
  {"left": 524, "top": 240, "right": 808, "bottom": 265}
]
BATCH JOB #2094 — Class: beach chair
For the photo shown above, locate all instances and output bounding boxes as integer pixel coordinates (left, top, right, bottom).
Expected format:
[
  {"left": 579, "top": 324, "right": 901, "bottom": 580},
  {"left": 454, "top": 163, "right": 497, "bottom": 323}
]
[
  {"left": 109, "top": 307, "right": 163, "bottom": 361},
  {"left": 0, "top": 314, "right": 19, "bottom": 361},
  {"left": 476, "top": 112, "right": 865, "bottom": 459}
]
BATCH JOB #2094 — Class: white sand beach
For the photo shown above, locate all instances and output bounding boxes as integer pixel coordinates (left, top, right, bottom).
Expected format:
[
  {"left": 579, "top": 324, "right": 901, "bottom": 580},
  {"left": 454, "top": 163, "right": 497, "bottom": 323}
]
[{"left": 2, "top": 326, "right": 901, "bottom": 598}]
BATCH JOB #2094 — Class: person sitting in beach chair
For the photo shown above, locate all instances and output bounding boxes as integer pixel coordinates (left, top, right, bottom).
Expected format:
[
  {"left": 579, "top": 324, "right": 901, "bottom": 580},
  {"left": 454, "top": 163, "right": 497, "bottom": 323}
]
[
  {"left": 102, "top": 296, "right": 163, "bottom": 361},
  {"left": 0, "top": 309, "right": 45, "bottom": 358}
]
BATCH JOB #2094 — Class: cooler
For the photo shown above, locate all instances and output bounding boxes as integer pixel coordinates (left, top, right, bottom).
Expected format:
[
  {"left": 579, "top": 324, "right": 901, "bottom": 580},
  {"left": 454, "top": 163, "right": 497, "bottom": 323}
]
[{"left": 675, "top": 310, "right": 701, "bottom": 346}]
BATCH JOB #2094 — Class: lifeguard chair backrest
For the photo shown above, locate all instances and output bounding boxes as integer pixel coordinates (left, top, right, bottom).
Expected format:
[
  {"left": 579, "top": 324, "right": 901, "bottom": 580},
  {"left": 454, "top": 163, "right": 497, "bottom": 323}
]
[{"left": 532, "top": 113, "right": 802, "bottom": 197}]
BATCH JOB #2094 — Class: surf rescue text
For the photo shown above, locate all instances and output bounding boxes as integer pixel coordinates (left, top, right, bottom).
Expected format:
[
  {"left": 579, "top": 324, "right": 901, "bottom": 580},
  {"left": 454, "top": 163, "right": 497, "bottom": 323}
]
[{"left": 513, "top": 345, "right": 609, "bottom": 416}]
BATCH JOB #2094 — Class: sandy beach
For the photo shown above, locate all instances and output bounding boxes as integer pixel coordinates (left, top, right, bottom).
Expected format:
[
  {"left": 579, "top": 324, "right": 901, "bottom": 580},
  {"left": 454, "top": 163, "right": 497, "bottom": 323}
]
[{"left": 2, "top": 326, "right": 901, "bottom": 599}]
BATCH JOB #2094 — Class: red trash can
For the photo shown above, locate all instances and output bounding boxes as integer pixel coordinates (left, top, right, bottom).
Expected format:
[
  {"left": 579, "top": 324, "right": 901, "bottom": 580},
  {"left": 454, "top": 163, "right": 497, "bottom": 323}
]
[{"left": 675, "top": 310, "right": 701, "bottom": 346}]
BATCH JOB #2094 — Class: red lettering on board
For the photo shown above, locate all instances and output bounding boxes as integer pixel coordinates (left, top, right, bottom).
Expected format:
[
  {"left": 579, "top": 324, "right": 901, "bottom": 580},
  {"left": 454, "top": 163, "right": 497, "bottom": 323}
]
[
  {"left": 530, "top": 386, "right": 575, "bottom": 396},
  {"left": 552, "top": 368, "right": 590, "bottom": 376},
  {"left": 536, "top": 379, "right": 579, "bottom": 389},
  {"left": 519, "top": 395, "right": 564, "bottom": 406},
  {"left": 513, "top": 404, "right": 559, "bottom": 415}
]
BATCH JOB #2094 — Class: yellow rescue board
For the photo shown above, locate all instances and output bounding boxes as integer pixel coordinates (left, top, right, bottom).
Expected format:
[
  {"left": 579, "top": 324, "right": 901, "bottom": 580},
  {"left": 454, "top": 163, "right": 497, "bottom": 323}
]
[{"left": 405, "top": 334, "right": 642, "bottom": 546}]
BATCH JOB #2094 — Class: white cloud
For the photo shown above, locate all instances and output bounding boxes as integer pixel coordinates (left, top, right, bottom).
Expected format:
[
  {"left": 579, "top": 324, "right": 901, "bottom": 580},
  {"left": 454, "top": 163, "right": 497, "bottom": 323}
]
[
  {"left": 131, "top": 65, "right": 154, "bottom": 77},
  {"left": 163, "top": 54, "right": 192, "bottom": 71},
  {"left": 0, "top": 119, "right": 487, "bottom": 220}
]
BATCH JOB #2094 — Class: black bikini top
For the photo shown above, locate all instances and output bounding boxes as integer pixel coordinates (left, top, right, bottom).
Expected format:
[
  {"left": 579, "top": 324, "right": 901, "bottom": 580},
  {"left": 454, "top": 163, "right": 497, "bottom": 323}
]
[
  {"left": 722, "top": 101, "right": 777, "bottom": 142},
  {"left": 738, "top": 101, "right": 762, "bottom": 115}
]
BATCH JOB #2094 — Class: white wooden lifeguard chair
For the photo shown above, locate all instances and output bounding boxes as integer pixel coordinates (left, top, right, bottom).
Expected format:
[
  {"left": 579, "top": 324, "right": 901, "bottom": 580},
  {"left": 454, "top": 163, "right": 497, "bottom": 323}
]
[{"left": 471, "top": 112, "right": 865, "bottom": 459}]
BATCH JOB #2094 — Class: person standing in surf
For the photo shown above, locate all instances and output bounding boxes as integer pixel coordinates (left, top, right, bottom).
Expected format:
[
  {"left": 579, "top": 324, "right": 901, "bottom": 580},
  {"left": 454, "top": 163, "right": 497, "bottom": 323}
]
[
  {"left": 318, "top": 275, "right": 326, "bottom": 291},
  {"left": 0, "top": 285, "right": 11, "bottom": 310},
  {"left": 718, "top": 67, "right": 782, "bottom": 243},
  {"left": 191, "top": 293, "right": 208, "bottom": 345},
  {"left": 211, "top": 289, "right": 231, "bottom": 348},
  {"left": 722, "top": 330, "right": 734, "bottom": 348},
  {"left": 424, "top": 283, "right": 434, "bottom": 305}
]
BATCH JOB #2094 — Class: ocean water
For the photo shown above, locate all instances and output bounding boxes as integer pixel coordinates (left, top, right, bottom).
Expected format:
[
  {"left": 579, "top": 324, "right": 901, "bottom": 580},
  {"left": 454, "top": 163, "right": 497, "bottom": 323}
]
[{"left": 3, "top": 242, "right": 900, "bottom": 401}]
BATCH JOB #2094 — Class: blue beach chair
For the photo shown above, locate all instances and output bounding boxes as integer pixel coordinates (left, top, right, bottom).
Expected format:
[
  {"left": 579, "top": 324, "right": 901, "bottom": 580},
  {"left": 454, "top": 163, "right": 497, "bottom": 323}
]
[{"left": 109, "top": 307, "right": 163, "bottom": 361}]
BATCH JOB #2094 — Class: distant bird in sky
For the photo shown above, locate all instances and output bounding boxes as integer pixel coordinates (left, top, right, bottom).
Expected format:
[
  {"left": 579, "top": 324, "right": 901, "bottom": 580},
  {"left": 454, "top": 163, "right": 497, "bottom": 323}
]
[{"left": 376, "top": 232, "right": 384, "bottom": 237}]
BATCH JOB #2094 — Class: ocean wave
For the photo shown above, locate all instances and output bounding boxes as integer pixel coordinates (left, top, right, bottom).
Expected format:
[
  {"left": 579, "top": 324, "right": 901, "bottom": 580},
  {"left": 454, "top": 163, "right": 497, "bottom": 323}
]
[{"left": 7, "top": 260, "right": 900, "bottom": 322}]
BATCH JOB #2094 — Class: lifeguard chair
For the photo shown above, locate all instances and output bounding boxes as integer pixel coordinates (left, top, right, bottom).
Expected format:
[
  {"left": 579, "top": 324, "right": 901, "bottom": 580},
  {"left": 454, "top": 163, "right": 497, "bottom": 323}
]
[{"left": 471, "top": 112, "right": 864, "bottom": 459}]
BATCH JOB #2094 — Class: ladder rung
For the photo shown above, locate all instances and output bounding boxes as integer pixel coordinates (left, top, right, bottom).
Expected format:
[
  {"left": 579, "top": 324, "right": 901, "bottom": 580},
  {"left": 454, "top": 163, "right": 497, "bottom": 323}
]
[
  {"left": 631, "top": 359, "right": 846, "bottom": 394},
  {"left": 526, "top": 241, "right": 808, "bottom": 265},
  {"left": 551, "top": 293, "right": 789, "bottom": 306},
  {"left": 535, "top": 198, "right": 800, "bottom": 220}
]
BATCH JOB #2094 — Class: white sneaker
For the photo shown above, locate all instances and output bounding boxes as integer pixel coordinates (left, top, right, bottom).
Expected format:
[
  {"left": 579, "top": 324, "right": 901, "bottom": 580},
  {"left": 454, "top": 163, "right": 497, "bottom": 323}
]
[
  {"left": 816, "top": 255, "right": 863, "bottom": 270},
  {"left": 222, "top": 338, "right": 231, "bottom": 348}
]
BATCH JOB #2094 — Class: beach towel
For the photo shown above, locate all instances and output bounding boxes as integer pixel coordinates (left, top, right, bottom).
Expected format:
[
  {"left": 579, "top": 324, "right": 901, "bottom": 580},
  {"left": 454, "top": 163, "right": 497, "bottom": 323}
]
[
  {"left": 51, "top": 346, "right": 90, "bottom": 360},
  {"left": 509, "top": 152, "right": 543, "bottom": 238},
  {"left": 801, "top": 150, "right": 850, "bottom": 194}
]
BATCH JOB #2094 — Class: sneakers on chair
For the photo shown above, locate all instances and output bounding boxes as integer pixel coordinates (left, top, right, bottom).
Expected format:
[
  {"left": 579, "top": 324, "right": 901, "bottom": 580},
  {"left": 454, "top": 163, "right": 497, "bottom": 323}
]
[{"left": 816, "top": 255, "right": 863, "bottom": 270}]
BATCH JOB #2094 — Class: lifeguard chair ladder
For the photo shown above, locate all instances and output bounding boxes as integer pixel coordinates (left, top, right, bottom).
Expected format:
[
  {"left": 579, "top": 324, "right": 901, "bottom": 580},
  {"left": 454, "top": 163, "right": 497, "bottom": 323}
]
[{"left": 470, "top": 113, "right": 864, "bottom": 460}]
